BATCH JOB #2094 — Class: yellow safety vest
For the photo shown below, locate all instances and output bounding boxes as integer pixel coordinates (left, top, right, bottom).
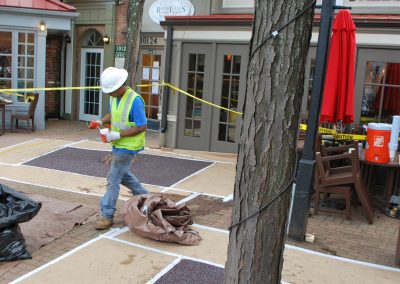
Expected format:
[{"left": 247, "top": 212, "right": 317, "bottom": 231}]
[{"left": 110, "top": 88, "right": 145, "bottom": 151}]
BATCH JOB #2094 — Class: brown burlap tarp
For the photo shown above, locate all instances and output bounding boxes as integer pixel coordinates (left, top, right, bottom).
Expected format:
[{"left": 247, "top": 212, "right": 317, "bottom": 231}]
[{"left": 123, "top": 194, "right": 201, "bottom": 246}]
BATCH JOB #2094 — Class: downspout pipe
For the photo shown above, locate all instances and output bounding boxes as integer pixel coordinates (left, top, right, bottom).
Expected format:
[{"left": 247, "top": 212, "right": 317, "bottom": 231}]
[
  {"left": 160, "top": 25, "right": 173, "bottom": 133},
  {"left": 60, "top": 33, "right": 69, "bottom": 118}
]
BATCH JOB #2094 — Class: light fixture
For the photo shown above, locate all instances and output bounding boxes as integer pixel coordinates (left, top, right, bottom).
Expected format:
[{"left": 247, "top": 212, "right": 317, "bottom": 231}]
[
  {"left": 65, "top": 34, "right": 71, "bottom": 44},
  {"left": 102, "top": 34, "right": 110, "bottom": 44},
  {"left": 39, "top": 20, "right": 46, "bottom": 32}
]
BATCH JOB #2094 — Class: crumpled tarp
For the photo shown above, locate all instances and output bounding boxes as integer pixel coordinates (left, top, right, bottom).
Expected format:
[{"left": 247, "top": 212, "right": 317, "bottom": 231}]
[
  {"left": 123, "top": 194, "right": 201, "bottom": 246},
  {"left": 20, "top": 193, "right": 98, "bottom": 252}
]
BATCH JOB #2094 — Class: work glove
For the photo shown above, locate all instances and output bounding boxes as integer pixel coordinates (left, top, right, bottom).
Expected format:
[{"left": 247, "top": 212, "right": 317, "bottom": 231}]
[
  {"left": 102, "top": 131, "right": 120, "bottom": 143},
  {"left": 88, "top": 120, "right": 103, "bottom": 129}
]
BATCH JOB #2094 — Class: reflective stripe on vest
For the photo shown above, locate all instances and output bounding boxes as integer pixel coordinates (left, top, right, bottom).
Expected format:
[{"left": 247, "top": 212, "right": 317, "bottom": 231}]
[
  {"left": 111, "top": 90, "right": 135, "bottom": 130},
  {"left": 109, "top": 88, "right": 145, "bottom": 151}
]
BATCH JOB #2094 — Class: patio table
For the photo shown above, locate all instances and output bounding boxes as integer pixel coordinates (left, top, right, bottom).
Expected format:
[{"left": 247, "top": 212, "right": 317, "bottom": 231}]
[{"left": 360, "top": 149, "right": 400, "bottom": 208}]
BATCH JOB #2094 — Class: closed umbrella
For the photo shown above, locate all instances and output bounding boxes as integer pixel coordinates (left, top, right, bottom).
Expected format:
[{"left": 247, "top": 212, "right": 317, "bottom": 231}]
[{"left": 320, "top": 10, "right": 356, "bottom": 125}]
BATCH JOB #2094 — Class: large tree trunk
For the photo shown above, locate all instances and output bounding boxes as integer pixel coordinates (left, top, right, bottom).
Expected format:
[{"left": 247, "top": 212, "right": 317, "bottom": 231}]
[
  {"left": 124, "top": 0, "right": 145, "bottom": 85},
  {"left": 224, "top": 1, "right": 315, "bottom": 283}
]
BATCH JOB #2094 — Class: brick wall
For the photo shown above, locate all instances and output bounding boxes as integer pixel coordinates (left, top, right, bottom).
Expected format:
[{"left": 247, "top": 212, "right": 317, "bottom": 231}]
[
  {"left": 45, "top": 35, "right": 62, "bottom": 118},
  {"left": 115, "top": 1, "right": 128, "bottom": 45}
]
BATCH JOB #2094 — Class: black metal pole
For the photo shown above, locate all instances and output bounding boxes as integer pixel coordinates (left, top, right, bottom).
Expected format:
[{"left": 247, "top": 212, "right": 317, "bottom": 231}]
[
  {"left": 288, "top": 0, "right": 336, "bottom": 241},
  {"left": 161, "top": 25, "right": 173, "bottom": 133}
]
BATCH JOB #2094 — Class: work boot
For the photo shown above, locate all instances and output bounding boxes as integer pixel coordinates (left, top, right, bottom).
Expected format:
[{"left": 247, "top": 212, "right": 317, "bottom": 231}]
[{"left": 95, "top": 217, "right": 113, "bottom": 230}]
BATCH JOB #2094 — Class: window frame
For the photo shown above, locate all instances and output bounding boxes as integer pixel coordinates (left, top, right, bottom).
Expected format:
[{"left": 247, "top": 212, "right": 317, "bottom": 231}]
[{"left": 0, "top": 29, "right": 36, "bottom": 105}]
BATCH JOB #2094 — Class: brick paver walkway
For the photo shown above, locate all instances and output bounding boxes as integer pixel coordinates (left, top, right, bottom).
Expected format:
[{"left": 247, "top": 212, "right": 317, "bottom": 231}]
[
  {"left": 1, "top": 178, "right": 398, "bottom": 283},
  {"left": 0, "top": 121, "right": 399, "bottom": 283}
]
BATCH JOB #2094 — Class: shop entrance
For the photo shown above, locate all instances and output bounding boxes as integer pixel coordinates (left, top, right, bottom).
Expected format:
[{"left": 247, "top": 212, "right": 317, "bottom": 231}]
[{"left": 177, "top": 43, "right": 248, "bottom": 153}]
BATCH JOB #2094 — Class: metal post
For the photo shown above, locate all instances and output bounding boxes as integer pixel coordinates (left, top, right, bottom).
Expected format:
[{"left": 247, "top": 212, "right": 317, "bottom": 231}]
[
  {"left": 161, "top": 26, "right": 173, "bottom": 133},
  {"left": 288, "top": 0, "right": 336, "bottom": 241}
]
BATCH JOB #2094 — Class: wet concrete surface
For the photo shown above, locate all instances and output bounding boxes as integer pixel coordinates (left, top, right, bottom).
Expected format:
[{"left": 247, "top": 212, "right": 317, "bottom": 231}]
[
  {"left": 155, "top": 259, "right": 224, "bottom": 284},
  {"left": 24, "top": 147, "right": 213, "bottom": 187}
]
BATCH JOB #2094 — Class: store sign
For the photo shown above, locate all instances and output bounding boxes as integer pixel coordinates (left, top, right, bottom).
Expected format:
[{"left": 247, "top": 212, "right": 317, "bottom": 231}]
[
  {"left": 149, "top": 0, "right": 195, "bottom": 24},
  {"left": 115, "top": 45, "right": 126, "bottom": 58},
  {"left": 140, "top": 36, "right": 164, "bottom": 46}
]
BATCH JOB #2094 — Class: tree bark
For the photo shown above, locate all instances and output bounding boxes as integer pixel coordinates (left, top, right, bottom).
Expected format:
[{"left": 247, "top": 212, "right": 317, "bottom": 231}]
[
  {"left": 124, "top": 0, "right": 145, "bottom": 85},
  {"left": 224, "top": 1, "right": 315, "bottom": 283}
]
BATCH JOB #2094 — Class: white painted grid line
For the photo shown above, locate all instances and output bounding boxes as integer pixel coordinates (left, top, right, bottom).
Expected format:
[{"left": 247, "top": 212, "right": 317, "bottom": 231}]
[
  {"left": 223, "top": 193, "right": 233, "bottom": 202},
  {"left": 192, "top": 224, "right": 229, "bottom": 234},
  {"left": 169, "top": 162, "right": 217, "bottom": 189},
  {"left": 0, "top": 138, "right": 41, "bottom": 152},
  {"left": 159, "top": 187, "right": 226, "bottom": 199},
  {"left": 175, "top": 193, "right": 201, "bottom": 205},
  {"left": 68, "top": 144, "right": 111, "bottom": 152},
  {"left": 142, "top": 148, "right": 236, "bottom": 164},
  {"left": 0, "top": 172, "right": 226, "bottom": 202},
  {"left": 146, "top": 257, "right": 182, "bottom": 284},
  {"left": 69, "top": 143, "right": 235, "bottom": 164},
  {"left": 0, "top": 176, "right": 105, "bottom": 198},
  {"left": 17, "top": 164, "right": 109, "bottom": 179},
  {"left": 284, "top": 244, "right": 400, "bottom": 272},
  {"left": 106, "top": 226, "right": 129, "bottom": 238},
  {"left": 105, "top": 236, "right": 225, "bottom": 268},
  {"left": 9, "top": 228, "right": 120, "bottom": 284},
  {"left": 18, "top": 139, "right": 88, "bottom": 165}
]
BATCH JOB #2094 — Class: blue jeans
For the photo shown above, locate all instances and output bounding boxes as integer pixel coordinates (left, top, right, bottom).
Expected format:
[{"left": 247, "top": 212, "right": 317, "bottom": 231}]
[{"left": 100, "top": 152, "right": 148, "bottom": 219}]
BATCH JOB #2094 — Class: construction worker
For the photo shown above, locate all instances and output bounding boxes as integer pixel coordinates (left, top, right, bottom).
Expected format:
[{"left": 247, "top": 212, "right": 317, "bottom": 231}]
[{"left": 88, "top": 67, "right": 149, "bottom": 230}]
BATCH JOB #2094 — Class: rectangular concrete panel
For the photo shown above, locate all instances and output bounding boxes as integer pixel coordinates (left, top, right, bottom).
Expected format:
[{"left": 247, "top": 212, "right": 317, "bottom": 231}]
[
  {"left": 0, "top": 139, "right": 71, "bottom": 164},
  {"left": 0, "top": 165, "right": 163, "bottom": 198},
  {"left": 24, "top": 147, "right": 213, "bottom": 187},
  {"left": 282, "top": 246, "right": 400, "bottom": 284},
  {"left": 115, "top": 227, "right": 228, "bottom": 266},
  {"left": 19, "top": 238, "right": 177, "bottom": 284},
  {"left": 172, "top": 162, "right": 235, "bottom": 196}
]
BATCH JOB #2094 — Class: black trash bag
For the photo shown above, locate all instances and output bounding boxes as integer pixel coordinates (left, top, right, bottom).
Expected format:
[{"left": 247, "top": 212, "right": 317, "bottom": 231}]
[
  {"left": 0, "top": 225, "right": 31, "bottom": 261},
  {"left": 0, "top": 184, "right": 41, "bottom": 262}
]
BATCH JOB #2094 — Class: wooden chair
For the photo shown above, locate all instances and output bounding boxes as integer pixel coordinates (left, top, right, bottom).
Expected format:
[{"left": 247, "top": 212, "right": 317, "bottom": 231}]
[
  {"left": 315, "top": 149, "right": 374, "bottom": 224},
  {"left": 314, "top": 163, "right": 352, "bottom": 220},
  {"left": 320, "top": 141, "right": 359, "bottom": 174},
  {"left": 11, "top": 93, "right": 39, "bottom": 133}
]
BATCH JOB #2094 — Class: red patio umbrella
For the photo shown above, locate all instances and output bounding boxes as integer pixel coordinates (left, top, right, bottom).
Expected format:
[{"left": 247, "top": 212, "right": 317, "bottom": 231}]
[{"left": 320, "top": 10, "right": 356, "bottom": 125}]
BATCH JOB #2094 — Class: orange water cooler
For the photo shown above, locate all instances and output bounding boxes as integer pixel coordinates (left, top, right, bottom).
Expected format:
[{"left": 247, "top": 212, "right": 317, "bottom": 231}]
[{"left": 366, "top": 123, "right": 392, "bottom": 164}]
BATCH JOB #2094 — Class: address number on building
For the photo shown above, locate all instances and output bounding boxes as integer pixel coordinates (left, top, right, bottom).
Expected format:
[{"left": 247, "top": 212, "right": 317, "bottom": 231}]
[{"left": 141, "top": 36, "right": 160, "bottom": 46}]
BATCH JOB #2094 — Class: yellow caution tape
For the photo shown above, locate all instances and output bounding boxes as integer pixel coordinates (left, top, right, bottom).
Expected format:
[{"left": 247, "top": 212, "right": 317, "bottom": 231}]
[
  {"left": 299, "top": 123, "right": 367, "bottom": 141},
  {"left": 0, "top": 91, "right": 35, "bottom": 103},
  {"left": 0, "top": 86, "right": 100, "bottom": 92},
  {"left": 3, "top": 83, "right": 242, "bottom": 115},
  {"left": 299, "top": 124, "right": 335, "bottom": 135},
  {"left": 333, "top": 133, "right": 366, "bottom": 141},
  {"left": 137, "top": 82, "right": 243, "bottom": 115}
]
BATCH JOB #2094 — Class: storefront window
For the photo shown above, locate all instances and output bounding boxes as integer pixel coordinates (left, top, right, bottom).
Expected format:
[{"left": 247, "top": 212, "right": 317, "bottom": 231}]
[
  {"left": 361, "top": 61, "right": 400, "bottom": 123},
  {"left": 0, "top": 30, "right": 35, "bottom": 103},
  {"left": 17, "top": 32, "right": 35, "bottom": 102},
  {"left": 0, "top": 31, "right": 12, "bottom": 98}
]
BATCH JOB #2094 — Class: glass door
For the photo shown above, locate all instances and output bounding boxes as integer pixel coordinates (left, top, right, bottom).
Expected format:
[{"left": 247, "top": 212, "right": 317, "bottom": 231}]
[
  {"left": 137, "top": 50, "right": 162, "bottom": 130},
  {"left": 177, "top": 44, "right": 212, "bottom": 151},
  {"left": 210, "top": 44, "right": 248, "bottom": 153},
  {"left": 79, "top": 48, "right": 103, "bottom": 121}
]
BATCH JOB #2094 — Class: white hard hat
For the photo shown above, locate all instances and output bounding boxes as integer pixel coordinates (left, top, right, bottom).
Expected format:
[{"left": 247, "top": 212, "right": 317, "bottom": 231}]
[{"left": 100, "top": 67, "right": 128, "bottom": 93}]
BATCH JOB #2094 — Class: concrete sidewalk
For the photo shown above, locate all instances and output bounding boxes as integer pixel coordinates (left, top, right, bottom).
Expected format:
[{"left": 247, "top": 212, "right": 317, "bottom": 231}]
[{"left": 0, "top": 120, "right": 399, "bottom": 283}]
